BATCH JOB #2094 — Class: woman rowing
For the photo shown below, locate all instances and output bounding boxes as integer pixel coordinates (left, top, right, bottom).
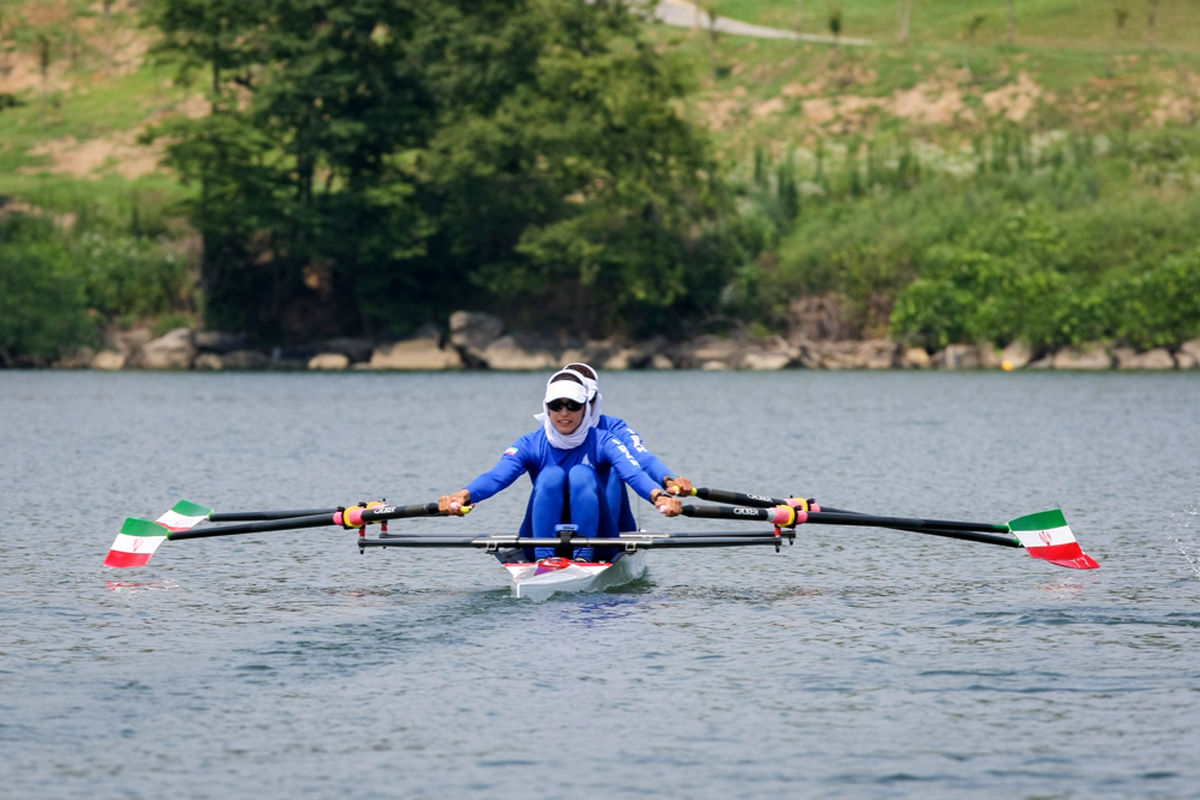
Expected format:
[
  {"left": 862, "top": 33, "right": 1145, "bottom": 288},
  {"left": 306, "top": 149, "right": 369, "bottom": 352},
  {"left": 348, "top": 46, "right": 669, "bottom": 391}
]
[
  {"left": 437, "top": 372, "right": 682, "bottom": 561},
  {"left": 558, "top": 362, "right": 694, "bottom": 534}
]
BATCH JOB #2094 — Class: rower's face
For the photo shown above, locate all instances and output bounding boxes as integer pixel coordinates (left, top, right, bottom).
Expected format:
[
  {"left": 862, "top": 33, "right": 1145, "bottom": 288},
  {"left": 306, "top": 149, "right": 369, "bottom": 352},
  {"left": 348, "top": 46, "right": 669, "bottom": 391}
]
[{"left": 550, "top": 404, "right": 585, "bottom": 434}]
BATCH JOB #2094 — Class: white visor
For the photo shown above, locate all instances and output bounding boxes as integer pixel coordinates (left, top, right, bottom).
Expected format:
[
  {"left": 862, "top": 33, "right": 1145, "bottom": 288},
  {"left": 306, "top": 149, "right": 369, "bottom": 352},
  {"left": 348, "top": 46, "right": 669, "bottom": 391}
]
[
  {"left": 548, "top": 369, "right": 596, "bottom": 401},
  {"left": 543, "top": 380, "right": 588, "bottom": 405}
]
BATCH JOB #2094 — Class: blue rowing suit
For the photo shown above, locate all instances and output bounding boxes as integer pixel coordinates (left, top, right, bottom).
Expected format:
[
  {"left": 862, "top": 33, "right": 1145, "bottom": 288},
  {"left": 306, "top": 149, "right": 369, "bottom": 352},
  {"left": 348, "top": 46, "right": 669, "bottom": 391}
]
[
  {"left": 594, "top": 415, "right": 673, "bottom": 533},
  {"left": 465, "top": 426, "right": 662, "bottom": 560}
]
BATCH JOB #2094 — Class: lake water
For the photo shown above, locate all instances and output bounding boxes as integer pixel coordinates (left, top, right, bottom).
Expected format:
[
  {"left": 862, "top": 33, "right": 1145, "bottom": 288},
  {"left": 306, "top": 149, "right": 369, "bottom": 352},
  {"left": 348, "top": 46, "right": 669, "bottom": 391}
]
[{"left": 1, "top": 369, "right": 1198, "bottom": 799}]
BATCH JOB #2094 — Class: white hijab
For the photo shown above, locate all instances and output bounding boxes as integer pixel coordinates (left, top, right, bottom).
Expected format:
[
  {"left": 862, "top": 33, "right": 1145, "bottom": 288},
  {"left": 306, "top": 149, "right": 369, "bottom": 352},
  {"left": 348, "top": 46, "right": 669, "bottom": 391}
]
[
  {"left": 540, "top": 365, "right": 603, "bottom": 429},
  {"left": 539, "top": 378, "right": 591, "bottom": 450}
]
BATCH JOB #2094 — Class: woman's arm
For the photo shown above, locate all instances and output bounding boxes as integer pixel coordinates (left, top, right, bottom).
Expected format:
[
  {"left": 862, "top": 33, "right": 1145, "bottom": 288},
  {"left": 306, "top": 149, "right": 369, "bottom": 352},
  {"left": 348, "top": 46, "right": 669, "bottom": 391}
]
[
  {"left": 440, "top": 437, "right": 532, "bottom": 515},
  {"left": 601, "top": 434, "right": 682, "bottom": 516}
]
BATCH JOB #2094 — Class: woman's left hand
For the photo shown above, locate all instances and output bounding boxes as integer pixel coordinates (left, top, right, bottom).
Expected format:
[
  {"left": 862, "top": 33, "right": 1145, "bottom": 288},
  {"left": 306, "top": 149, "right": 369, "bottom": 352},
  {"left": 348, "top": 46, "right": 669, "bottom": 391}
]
[{"left": 664, "top": 475, "right": 694, "bottom": 495}]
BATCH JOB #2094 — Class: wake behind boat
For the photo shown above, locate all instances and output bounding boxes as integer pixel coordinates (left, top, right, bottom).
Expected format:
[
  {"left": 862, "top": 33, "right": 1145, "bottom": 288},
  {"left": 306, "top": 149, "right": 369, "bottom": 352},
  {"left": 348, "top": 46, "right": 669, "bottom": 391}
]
[{"left": 103, "top": 487, "right": 1099, "bottom": 599}]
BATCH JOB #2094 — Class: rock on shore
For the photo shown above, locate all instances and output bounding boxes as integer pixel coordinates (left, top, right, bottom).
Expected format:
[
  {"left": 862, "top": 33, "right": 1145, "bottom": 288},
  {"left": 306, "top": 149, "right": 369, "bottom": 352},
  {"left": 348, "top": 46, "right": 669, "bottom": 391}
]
[{"left": 64, "top": 312, "right": 1200, "bottom": 372}]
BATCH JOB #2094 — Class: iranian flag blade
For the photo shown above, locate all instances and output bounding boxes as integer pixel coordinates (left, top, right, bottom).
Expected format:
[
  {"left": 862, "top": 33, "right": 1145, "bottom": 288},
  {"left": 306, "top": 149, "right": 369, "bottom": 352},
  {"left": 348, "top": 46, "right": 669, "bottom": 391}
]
[
  {"left": 1008, "top": 509, "right": 1100, "bottom": 570},
  {"left": 103, "top": 500, "right": 213, "bottom": 568},
  {"left": 104, "top": 517, "right": 170, "bottom": 568},
  {"left": 155, "top": 499, "right": 213, "bottom": 532}
]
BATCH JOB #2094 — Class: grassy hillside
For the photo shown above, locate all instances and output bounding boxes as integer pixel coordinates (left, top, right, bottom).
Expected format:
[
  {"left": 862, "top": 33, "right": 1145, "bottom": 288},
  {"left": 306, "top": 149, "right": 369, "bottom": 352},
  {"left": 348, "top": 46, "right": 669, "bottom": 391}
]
[
  {"left": 716, "top": 0, "right": 1198, "bottom": 52},
  {"left": 2, "top": 1, "right": 1199, "bottom": 356},
  {"left": 658, "top": 1, "right": 1200, "bottom": 164},
  {"left": 4, "top": 1, "right": 1197, "bottom": 186}
]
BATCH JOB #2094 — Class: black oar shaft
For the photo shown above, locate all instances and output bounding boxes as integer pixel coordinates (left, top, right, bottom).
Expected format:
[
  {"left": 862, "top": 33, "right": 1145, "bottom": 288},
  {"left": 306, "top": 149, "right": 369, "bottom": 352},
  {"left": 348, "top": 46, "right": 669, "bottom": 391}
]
[
  {"left": 682, "top": 503, "right": 1013, "bottom": 534},
  {"left": 169, "top": 512, "right": 337, "bottom": 540},
  {"left": 169, "top": 502, "right": 441, "bottom": 541},
  {"left": 807, "top": 510, "right": 1011, "bottom": 535},
  {"left": 855, "top": 526, "right": 1020, "bottom": 548},
  {"left": 692, "top": 487, "right": 793, "bottom": 507},
  {"left": 806, "top": 512, "right": 1020, "bottom": 549},
  {"left": 680, "top": 504, "right": 1020, "bottom": 549},
  {"left": 209, "top": 508, "right": 338, "bottom": 522}
]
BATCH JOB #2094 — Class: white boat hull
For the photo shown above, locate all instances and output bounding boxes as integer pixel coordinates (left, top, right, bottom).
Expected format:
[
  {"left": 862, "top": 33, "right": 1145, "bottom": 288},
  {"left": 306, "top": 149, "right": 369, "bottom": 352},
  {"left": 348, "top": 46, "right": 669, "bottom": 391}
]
[{"left": 502, "top": 551, "right": 647, "bottom": 600}]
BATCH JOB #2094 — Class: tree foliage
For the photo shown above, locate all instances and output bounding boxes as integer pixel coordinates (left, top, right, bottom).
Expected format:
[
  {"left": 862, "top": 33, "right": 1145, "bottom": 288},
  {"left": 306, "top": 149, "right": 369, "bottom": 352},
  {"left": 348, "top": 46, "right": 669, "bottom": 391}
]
[{"left": 142, "top": 0, "right": 724, "bottom": 342}]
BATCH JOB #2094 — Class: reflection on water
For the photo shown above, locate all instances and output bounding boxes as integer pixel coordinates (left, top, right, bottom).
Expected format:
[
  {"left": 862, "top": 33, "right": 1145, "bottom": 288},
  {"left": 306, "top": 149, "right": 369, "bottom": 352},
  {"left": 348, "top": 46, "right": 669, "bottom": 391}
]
[{"left": 103, "top": 579, "right": 178, "bottom": 593}]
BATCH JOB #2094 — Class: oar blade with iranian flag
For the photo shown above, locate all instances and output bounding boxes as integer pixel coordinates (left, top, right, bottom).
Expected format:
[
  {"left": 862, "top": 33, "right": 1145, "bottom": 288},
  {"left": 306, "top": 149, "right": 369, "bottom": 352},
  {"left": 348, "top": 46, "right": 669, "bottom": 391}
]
[
  {"left": 104, "top": 500, "right": 213, "bottom": 568},
  {"left": 104, "top": 517, "right": 172, "bottom": 568},
  {"left": 153, "top": 499, "right": 214, "bottom": 532},
  {"left": 1008, "top": 509, "right": 1099, "bottom": 569}
]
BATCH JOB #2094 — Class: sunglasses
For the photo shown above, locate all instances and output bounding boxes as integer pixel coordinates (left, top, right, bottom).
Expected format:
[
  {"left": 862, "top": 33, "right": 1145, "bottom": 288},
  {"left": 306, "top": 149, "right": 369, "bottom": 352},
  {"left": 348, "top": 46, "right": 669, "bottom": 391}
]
[{"left": 546, "top": 399, "right": 584, "bottom": 413}]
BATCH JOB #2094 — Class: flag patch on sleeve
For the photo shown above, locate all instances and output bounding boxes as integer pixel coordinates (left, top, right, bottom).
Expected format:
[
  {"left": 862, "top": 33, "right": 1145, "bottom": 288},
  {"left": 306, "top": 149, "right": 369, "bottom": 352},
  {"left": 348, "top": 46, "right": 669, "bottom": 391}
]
[{"left": 504, "top": 446, "right": 519, "bottom": 456}]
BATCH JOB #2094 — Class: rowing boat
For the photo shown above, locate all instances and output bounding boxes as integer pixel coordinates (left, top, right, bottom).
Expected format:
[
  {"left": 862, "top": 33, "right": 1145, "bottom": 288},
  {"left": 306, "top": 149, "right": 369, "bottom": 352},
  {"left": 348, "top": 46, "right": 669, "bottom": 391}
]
[
  {"left": 499, "top": 552, "right": 647, "bottom": 600},
  {"left": 103, "top": 489, "right": 1100, "bottom": 598},
  {"left": 366, "top": 528, "right": 655, "bottom": 599}
]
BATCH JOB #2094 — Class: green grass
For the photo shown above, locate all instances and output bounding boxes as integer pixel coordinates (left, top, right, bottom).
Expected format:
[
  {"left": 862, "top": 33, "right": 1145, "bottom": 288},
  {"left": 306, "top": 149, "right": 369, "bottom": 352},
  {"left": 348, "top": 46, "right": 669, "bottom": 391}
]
[
  {"left": 5, "top": 2, "right": 1197, "bottom": 190},
  {"left": 710, "top": 0, "right": 1199, "bottom": 52},
  {"left": 652, "top": 11, "right": 1200, "bottom": 166},
  {"left": 0, "top": 62, "right": 189, "bottom": 161}
]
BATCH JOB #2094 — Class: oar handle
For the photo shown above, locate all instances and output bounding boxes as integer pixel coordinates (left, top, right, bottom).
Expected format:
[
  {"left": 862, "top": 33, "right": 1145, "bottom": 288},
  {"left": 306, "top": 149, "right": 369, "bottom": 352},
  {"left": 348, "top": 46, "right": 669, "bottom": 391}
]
[
  {"left": 681, "top": 503, "right": 801, "bottom": 526},
  {"left": 345, "top": 502, "right": 443, "bottom": 526},
  {"left": 689, "top": 487, "right": 809, "bottom": 508}
]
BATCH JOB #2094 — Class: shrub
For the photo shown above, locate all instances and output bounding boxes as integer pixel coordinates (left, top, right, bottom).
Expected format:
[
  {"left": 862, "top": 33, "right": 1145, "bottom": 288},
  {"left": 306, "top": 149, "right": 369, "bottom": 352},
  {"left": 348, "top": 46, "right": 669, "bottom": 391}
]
[
  {"left": 0, "top": 214, "right": 96, "bottom": 364},
  {"left": 1108, "top": 250, "right": 1200, "bottom": 349},
  {"left": 71, "top": 231, "right": 190, "bottom": 319}
]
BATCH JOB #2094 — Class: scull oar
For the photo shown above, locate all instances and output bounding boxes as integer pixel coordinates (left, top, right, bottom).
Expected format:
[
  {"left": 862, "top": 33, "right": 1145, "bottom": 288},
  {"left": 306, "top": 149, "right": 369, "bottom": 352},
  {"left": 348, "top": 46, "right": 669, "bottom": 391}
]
[
  {"left": 681, "top": 487, "right": 1100, "bottom": 569},
  {"left": 680, "top": 503, "right": 1098, "bottom": 569},
  {"left": 104, "top": 501, "right": 448, "bottom": 568}
]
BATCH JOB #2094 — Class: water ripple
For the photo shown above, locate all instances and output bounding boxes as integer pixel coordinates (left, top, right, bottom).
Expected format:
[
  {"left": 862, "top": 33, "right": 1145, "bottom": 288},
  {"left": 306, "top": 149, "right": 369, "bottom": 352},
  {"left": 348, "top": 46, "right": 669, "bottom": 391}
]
[{"left": 3, "top": 371, "right": 1199, "bottom": 799}]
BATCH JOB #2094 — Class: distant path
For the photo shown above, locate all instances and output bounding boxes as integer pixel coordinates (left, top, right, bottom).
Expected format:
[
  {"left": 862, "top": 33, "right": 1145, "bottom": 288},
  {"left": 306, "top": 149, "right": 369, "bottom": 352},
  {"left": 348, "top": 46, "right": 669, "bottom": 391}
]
[{"left": 651, "top": 0, "right": 876, "bottom": 46}]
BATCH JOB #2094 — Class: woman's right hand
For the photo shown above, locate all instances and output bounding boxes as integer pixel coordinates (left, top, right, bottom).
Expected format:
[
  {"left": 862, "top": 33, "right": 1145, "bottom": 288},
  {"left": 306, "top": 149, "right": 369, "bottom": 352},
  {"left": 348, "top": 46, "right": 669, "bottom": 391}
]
[
  {"left": 438, "top": 489, "right": 471, "bottom": 516},
  {"left": 651, "top": 490, "right": 682, "bottom": 517}
]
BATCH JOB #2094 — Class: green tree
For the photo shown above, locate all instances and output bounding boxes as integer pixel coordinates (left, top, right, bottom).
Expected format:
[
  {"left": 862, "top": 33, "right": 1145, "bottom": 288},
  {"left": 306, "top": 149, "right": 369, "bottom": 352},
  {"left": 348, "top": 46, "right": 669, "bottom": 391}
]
[
  {"left": 145, "top": 0, "right": 436, "bottom": 337},
  {"left": 437, "top": 2, "right": 723, "bottom": 334},
  {"left": 144, "top": 0, "right": 723, "bottom": 341}
]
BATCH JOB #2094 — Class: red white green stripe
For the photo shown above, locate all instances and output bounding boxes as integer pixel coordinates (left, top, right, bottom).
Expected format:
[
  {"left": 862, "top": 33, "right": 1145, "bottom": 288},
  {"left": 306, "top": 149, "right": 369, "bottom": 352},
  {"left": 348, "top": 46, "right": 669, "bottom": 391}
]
[
  {"left": 1008, "top": 509, "right": 1100, "bottom": 570},
  {"left": 104, "top": 500, "right": 213, "bottom": 568}
]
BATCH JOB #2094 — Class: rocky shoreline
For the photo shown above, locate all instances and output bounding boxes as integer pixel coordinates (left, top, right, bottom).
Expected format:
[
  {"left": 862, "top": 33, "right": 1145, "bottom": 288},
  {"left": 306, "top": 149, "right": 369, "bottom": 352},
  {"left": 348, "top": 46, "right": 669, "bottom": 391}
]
[{"left": 50, "top": 311, "right": 1200, "bottom": 372}]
